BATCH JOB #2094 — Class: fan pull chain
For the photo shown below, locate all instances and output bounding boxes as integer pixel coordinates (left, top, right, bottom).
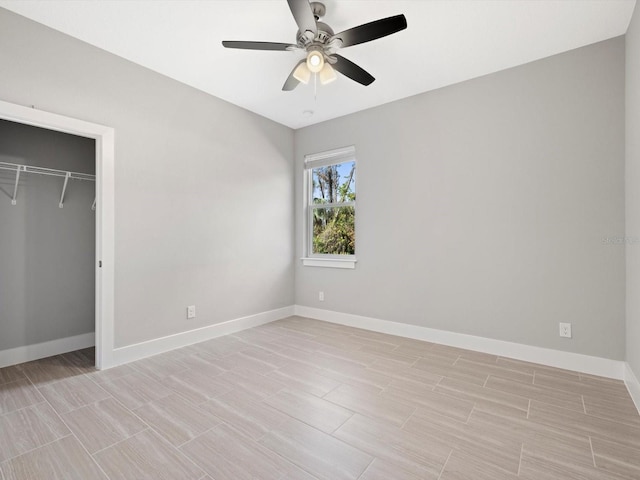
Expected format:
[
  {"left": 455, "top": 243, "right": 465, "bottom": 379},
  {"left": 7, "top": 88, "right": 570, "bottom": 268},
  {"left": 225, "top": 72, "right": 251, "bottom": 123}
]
[{"left": 314, "top": 73, "right": 317, "bottom": 101}]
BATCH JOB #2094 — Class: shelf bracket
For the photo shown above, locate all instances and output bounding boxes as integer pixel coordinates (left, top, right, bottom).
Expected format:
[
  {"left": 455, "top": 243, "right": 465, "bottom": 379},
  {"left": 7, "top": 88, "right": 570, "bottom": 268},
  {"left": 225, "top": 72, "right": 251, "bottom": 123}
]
[
  {"left": 11, "top": 166, "right": 21, "bottom": 205},
  {"left": 59, "top": 172, "right": 70, "bottom": 208}
]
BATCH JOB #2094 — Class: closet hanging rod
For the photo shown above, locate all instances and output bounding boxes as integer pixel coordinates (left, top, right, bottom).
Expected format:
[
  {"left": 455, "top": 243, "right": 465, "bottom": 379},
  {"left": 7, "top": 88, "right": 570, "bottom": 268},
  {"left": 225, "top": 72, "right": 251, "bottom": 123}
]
[
  {"left": 0, "top": 161, "right": 95, "bottom": 182},
  {"left": 0, "top": 161, "right": 95, "bottom": 208}
]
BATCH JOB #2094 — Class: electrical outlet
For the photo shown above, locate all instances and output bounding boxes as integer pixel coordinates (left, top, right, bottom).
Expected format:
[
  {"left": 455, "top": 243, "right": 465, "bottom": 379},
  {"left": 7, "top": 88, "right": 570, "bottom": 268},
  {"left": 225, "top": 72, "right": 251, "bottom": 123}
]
[
  {"left": 319, "top": 291, "right": 324, "bottom": 301},
  {"left": 187, "top": 305, "right": 196, "bottom": 319},
  {"left": 559, "top": 322, "right": 572, "bottom": 338}
]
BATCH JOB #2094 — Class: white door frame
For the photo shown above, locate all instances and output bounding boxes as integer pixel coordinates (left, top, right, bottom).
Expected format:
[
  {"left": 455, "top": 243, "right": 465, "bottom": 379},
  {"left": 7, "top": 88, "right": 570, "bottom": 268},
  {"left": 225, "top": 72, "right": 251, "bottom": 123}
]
[{"left": 0, "top": 100, "right": 115, "bottom": 369}]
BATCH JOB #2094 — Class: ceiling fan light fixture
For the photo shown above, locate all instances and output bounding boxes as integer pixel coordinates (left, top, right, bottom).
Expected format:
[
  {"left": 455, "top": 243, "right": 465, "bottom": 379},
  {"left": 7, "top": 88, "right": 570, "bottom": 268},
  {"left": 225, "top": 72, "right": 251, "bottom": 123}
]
[
  {"left": 306, "top": 49, "right": 324, "bottom": 73},
  {"left": 293, "top": 61, "right": 311, "bottom": 84},
  {"left": 319, "top": 63, "right": 337, "bottom": 85}
]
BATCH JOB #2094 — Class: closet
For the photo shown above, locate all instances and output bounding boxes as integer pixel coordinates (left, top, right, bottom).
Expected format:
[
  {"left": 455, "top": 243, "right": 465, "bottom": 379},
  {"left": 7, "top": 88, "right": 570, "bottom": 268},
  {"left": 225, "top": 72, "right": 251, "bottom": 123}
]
[{"left": 0, "top": 118, "right": 96, "bottom": 365}]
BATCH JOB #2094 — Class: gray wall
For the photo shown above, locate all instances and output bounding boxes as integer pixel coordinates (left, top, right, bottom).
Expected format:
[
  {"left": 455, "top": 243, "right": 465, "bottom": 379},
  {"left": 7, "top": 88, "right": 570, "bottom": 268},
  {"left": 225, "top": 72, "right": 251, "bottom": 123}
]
[
  {"left": 0, "top": 120, "right": 95, "bottom": 350},
  {"left": 627, "top": 4, "right": 640, "bottom": 376},
  {"left": 0, "top": 8, "right": 295, "bottom": 349},
  {"left": 295, "top": 38, "right": 626, "bottom": 360}
]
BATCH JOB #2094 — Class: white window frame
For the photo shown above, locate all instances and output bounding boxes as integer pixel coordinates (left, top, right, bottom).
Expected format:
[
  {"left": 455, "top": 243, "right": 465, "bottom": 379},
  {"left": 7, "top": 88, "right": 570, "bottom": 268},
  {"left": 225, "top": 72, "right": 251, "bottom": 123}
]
[{"left": 302, "top": 146, "right": 357, "bottom": 269}]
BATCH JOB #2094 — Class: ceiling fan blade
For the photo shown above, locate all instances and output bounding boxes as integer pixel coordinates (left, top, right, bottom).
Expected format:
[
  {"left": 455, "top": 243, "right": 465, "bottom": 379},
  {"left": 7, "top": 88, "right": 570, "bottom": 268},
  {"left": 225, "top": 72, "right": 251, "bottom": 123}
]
[
  {"left": 287, "top": 0, "right": 317, "bottom": 37},
  {"left": 222, "top": 41, "right": 295, "bottom": 51},
  {"left": 330, "top": 14, "right": 407, "bottom": 48},
  {"left": 282, "top": 60, "right": 305, "bottom": 91},
  {"left": 332, "top": 54, "right": 375, "bottom": 86}
]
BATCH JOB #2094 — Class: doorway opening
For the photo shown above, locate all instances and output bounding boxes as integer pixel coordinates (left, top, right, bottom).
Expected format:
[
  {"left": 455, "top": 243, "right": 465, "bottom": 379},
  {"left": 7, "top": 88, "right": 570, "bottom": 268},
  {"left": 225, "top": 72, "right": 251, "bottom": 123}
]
[{"left": 0, "top": 100, "right": 114, "bottom": 369}]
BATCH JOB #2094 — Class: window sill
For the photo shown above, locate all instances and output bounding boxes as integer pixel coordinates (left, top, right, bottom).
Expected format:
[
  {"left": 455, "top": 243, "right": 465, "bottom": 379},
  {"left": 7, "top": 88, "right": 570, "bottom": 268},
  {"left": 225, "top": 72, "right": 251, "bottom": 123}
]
[{"left": 301, "top": 257, "right": 357, "bottom": 269}]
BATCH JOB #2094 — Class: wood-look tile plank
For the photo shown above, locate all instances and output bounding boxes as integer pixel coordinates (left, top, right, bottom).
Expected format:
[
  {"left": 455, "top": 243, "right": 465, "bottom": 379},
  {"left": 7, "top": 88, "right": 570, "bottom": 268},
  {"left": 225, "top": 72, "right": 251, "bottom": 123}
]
[
  {"left": 343, "top": 328, "right": 405, "bottom": 344},
  {"left": 403, "top": 408, "right": 523, "bottom": 474},
  {"left": 591, "top": 436, "right": 640, "bottom": 479},
  {"left": 161, "top": 368, "right": 233, "bottom": 405},
  {"left": 267, "top": 336, "right": 323, "bottom": 354},
  {"left": 37, "top": 375, "right": 110, "bottom": 414},
  {"left": 95, "top": 429, "right": 203, "bottom": 480},
  {"left": 130, "top": 354, "right": 189, "bottom": 381},
  {"left": 358, "top": 459, "right": 424, "bottom": 480},
  {"left": 98, "top": 372, "right": 174, "bottom": 410},
  {"left": 133, "top": 394, "right": 220, "bottom": 446},
  {"left": 351, "top": 335, "right": 400, "bottom": 353},
  {"left": 382, "top": 385, "right": 474, "bottom": 422},
  {"left": 214, "top": 367, "right": 286, "bottom": 400},
  {"left": 494, "top": 357, "right": 581, "bottom": 380},
  {"left": 583, "top": 394, "right": 640, "bottom": 426},
  {"left": 319, "top": 364, "right": 393, "bottom": 390},
  {"left": 178, "top": 352, "right": 228, "bottom": 374},
  {"left": 198, "top": 389, "right": 290, "bottom": 440},
  {"left": 259, "top": 417, "right": 373, "bottom": 480},
  {"left": 314, "top": 344, "right": 379, "bottom": 366},
  {"left": 0, "top": 378, "right": 44, "bottom": 415},
  {"left": 485, "top": 375, "right": 585, "bottom": 411},
  {"left": 453, "top": 358, "right": 533, "bottom": 384},
  {"left": 264, "top": 388, "right": 353, "bottom": 434},
  {"left": 208, "top": 351, "right": 277, "bottom": 375},
  {"left": 3, "top": 319, "right": 640, "bottom": 480},
  {"left": 0, "top": 403, "right": 69, "bottom": 462},
  {"left": 356, "top": 348, "right": 417, "bottom": 366},
  {"left": 439, "top": 450, "right": 519, "bottom": 480},
  {"left": 528, "top": 400, "right": 640, "bottom": 449},
  {"left": 0, "top": 435, "right": 106, "bottom": 480},
  {"left": 413, "top": 357, "right": 488, "bottom": 386},
  {"left": 333, "top": 413, "right": 447, "bottom": 479},
  {"left": 534, "top": 373, "right": 632, "bottom": 401},
  {"left": 17, "top": 356, "right": 84, "bottom": 386},
  {"left": 519, "top": 452, "right": 628, "bottom": 480},
  {"left": 181, "top": 423, "right": 310, "bottom": 480},
  {"left": 522, "top": 433, "right": 595, "bottom": 470},
  {"left": 86, "top": 364, "right": 136, "bottom": 384},
  {"left": 368, "top": 360, "right": 443, "bottom": 386},
  {"left": 434, "top": 377, "right": 529, "bottom": 419},
  {"left": 386, "top": 377, "right": 437, "bottom": 399},
  {"left": 190, "top": 336, "right": 248, "bottom": 357},
  {"left": 237, "top": 346, "right": 290, "bottom": 369},
  {"left": 457, "top": 350, "right": 499, "bottom": 365},
  {"left": 266, "top": 362, "right": 341, "bottom": 397},
  {"left": 579, "top": 373, "right": 631, "bottom": 392},
  {"left": 392, "top": 343, "right": 436, "bottom": 358},
  {"left": 457, "top": 400, "right": 597, "bottom": 469},
  {"left": 61, "top": 397, "right": 147, "bottom": 454},
  {"left": 467, "top": 408, "right": 592, "bottom": 449},
  {"left": 59, "top": 348, "right": 95, "bottom": 373},
  {"left": 0, "top": 366, "right": 25, "bottom": 386},
  {"left": 311, "top": 334, "right": 371, "bottom": 352},
  {"left": 324, "top": 384, "right": 415, "bottom": 427},
  {"left": 231, "top": 328, "right": 283, "bottom": 345}
]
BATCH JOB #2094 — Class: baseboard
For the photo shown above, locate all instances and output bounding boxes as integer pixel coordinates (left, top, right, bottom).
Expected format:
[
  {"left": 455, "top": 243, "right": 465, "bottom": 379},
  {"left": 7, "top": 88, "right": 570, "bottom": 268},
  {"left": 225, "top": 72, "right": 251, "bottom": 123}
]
[
  {"left": 0, "top": 332, "right": 95, "bottom": 368},
  {"left": 625, "top": 363, "right": 640, "bottom": 415},
  {"left": 110, "top": 305, "right": 295, "bottom": 368},
  {"left": 294, "top": 305, "right": 625, "bottom": 380}
]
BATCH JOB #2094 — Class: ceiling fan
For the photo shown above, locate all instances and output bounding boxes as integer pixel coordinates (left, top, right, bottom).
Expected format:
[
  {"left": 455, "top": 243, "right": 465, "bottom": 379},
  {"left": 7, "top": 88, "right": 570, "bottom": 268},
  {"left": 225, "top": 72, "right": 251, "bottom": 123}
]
[{"left": 222, "top": 0, "right": 407, "bottom": 91}]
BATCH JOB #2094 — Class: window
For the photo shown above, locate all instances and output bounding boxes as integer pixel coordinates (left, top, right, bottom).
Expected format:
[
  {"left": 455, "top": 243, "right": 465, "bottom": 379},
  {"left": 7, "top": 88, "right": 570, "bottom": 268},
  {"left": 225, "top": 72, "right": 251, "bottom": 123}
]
[{"left": 303, "top": 146, "right": 356, "bottom": 269}]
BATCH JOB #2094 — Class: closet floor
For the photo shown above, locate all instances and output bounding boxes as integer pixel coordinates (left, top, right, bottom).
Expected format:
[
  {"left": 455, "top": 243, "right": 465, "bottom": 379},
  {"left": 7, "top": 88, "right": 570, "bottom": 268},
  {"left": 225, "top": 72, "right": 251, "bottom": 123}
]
[{"left": 1, "top": 316, "right": 639, "bottom": 480}]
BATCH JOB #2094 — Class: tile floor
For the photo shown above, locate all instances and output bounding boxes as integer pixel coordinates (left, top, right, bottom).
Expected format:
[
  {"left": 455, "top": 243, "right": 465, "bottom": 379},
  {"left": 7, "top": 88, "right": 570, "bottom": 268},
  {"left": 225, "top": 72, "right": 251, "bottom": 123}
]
[{"left": 1, "top": 316, "right": 639, "bottom": 479}]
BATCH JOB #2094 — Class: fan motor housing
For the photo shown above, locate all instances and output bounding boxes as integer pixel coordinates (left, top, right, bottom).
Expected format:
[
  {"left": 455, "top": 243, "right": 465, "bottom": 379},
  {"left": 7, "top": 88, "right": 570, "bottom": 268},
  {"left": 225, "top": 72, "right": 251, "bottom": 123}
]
[
  {"left": 297, "top": 21, "right": 334, "bottom": 46},
  {"left": 296, "top": 2, "right": 333, "bottom": 47}
]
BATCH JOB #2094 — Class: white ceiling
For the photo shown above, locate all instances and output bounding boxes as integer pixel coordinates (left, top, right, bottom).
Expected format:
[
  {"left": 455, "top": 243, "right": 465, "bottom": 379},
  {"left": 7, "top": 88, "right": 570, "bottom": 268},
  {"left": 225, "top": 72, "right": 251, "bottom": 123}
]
[{"left": 0, "top": 0, "right": 636, "bottom": 129}]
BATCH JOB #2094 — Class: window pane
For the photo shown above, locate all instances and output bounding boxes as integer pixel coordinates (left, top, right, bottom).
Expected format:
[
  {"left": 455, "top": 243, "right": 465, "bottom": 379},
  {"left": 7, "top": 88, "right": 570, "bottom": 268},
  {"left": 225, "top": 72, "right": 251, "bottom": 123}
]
[
  {"left": 312, "top": 161, "right": 356, "bottom": 205},
  {"left": 312, "top": 206, "right": 355, "bottom": 255}
]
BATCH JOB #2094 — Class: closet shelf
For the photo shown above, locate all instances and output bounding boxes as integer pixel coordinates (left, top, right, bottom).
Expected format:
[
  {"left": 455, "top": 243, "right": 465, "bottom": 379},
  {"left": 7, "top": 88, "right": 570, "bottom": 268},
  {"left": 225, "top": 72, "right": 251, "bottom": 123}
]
[{"left": 0, "top": 161, "right": 95, "bottom": 209}]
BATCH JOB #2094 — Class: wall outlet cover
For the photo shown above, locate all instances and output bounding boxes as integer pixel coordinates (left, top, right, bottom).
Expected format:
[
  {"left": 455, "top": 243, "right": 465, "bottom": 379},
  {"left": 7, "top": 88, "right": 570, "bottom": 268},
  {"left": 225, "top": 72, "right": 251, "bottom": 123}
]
[
  {"left": 187, "top": 305, "right": 196, "bottom": 319},
  {"left": 559, "top": 322, "right": 572, "bottom": 338}
]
